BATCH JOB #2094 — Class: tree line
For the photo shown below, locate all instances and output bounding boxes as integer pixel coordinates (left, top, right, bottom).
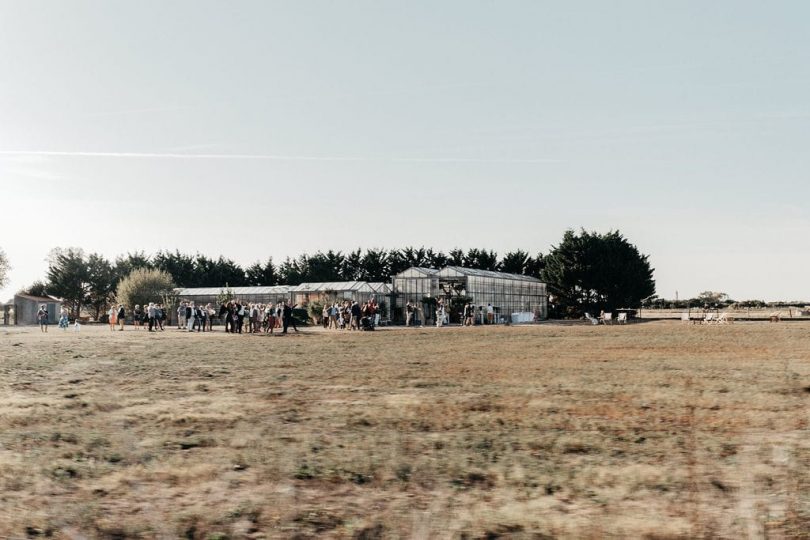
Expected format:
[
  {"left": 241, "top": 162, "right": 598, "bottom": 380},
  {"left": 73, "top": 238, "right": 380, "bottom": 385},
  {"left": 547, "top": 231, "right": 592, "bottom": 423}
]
[{"left": 17, "top": 230, "right": 656, "bottom": 318}]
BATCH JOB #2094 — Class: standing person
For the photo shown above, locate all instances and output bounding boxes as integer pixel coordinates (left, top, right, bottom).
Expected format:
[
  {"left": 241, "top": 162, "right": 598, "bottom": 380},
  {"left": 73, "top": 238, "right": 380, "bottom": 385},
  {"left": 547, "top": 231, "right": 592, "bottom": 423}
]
[
  {"left": 196, "top": 304, "right": 205, "bottom": 332},
  {"left": 251, "top": 304, "right": 260, "bottom": 333},
  {"left": 157, "top": 304, "right": 166, "bottom": 331},
  {"left": 486, "top": 303, "right": 494, "bottom": 324},
  {"left": 219, "top": 302, "right": 230, "bottom": 333},
  {"left": 206, "top": 304, "right": 214, "bottom": 332},
  {"left": 328, "top": 303, "right": 337, "bottom": 329},
  {"left": 464, "top": 303, "right": 474, "bottom": 326},
  {"left": 108, "top": 305, "right": 117, "bottom": 331},
  {"left": 282, "top": 301, "right": 299, "bottom": 334},
  {"left": 265, "top": 303, "right": 276, "bottom": 334},
  {"left": 350, "top": 301, "right": 361, "bottom": 331},
  {"left": 186, "top": 302, "right": 195, "bottom": 332},
  {"left": 117, "top": 304, "right": 126, "bottom": 331},
  {"left": 177, "top": 302, "right": 187, "bottom": 330},
  {"left": 147, "top": 303, "right": 157, "bottom": 332},
  {"left": 235, "top": 301, "right": 244, "bottom": 334},
  {"left": 58, "top": 306, "right": 69, "bottom": 330},
  {"left": 133, "top": 304, "right": 144, "bottom": 329},
  {"left": 322, "top": 305, "right": 329, "bottom": 328},
  {"left": 37, "top": 304, "right": 49, "bottom": 333},
  {"left": 405, "top": 301, "right": 414, "bottom": 327}
]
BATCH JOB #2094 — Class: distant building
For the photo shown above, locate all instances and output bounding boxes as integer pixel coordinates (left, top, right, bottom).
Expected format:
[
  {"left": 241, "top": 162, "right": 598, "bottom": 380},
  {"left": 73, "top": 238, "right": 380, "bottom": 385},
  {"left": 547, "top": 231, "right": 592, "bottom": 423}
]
[
  {"left": 7, "top": 294, "right": 62, "bottom": 326},
  {"left": 289, "top": 282, "right": 393, "bottom": 319},
  {"left": 392, "top": 266, "right": 548, "bottom": 324},
  {"left": 175, "top": 285, "right": 293, "bottom": 307}
]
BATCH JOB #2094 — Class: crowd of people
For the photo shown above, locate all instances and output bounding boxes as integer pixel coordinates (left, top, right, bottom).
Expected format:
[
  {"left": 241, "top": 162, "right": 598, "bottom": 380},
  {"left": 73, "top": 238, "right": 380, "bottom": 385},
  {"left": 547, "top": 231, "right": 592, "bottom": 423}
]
[
  {"left": 177, "top": 300, "right": 300, "bottom": 334},
  {"left": 320, "top": 298, "right": 379, "bottom": 331},
  {"left": 35, "top": 296, "right": 497, "bottom": 333}
]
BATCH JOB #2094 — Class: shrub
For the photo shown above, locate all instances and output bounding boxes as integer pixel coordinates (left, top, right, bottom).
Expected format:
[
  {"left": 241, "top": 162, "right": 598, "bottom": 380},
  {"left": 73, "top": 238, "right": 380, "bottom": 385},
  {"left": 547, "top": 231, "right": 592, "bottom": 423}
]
[{"left": 115, "top": 268, "right": 176, "bottom": 309}]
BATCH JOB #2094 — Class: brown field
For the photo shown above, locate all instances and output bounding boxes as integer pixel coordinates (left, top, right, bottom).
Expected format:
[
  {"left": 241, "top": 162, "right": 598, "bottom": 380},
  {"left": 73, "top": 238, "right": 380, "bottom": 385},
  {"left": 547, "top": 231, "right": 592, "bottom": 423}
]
[{"left": 1, "top": 322, "right": 809, "bottom": 539}]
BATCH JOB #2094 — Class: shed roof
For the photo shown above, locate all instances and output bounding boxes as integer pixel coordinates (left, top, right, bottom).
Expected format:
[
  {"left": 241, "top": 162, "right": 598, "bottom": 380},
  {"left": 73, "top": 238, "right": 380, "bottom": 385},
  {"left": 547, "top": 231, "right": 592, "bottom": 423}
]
[{"left": 14, "top": 293, "right": 62, "bottom": 303}]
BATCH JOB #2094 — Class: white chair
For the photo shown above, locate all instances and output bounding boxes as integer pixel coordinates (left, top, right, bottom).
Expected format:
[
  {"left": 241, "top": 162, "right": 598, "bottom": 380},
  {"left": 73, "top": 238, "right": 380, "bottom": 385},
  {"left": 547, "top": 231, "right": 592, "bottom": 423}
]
[
  {"left": 703, "top": 313, "right": 716, "bottom": 324},
  {"left": 600, "top": 312, "right": 613, "bottom": 325},
  {"left": 617, "top": 312, "right": 627, "bottom": 324}
]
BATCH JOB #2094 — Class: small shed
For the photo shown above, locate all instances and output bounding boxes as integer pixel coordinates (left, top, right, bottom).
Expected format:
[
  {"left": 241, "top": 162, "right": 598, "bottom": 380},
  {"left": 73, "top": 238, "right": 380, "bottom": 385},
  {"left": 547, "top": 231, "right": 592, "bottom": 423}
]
[{"left": 11, "top": 294, "right": 62, "bottom": 326}]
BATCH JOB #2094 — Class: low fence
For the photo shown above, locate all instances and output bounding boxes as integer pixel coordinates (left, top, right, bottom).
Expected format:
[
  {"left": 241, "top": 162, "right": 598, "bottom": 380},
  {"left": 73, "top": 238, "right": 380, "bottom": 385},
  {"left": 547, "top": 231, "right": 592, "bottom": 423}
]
[{"left": 639, "top": 308, "right": 810, "bottom": 321}]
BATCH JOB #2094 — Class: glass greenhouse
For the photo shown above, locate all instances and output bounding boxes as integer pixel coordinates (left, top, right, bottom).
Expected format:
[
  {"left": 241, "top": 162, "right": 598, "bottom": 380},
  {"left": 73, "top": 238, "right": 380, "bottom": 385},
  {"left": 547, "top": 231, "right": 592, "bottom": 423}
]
[
  {"left": 290, "top": 281, "right": 393, "bottom": 319},
  {"left": 175, "top": 285, "right": 293, "bottom": 307},
  {"left": 392, "top": 266, "right": 547, "bottom": 323}
]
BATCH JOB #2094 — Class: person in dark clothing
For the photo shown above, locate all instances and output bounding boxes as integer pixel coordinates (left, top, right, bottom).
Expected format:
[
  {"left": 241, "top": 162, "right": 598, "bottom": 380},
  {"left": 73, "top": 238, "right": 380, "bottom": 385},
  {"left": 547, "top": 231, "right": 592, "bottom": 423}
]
[
  {"left": 198, "top": 305, "right": 207, "bottom": 332},
  {"left": 117, "top": 304, "right": 126, "bottom": 331},
  {"left": 350, "top": 301, "right": 361, "bottom": 331},
  {"left": 219, "top": 303, "right": 230, "bottom": 332},
  {"left": 157, "top": 304, "right": 166, "bottom": 331},
  {"left": 282, "top": 301, "right": 298, "bottom": 334},
  {"left": 235, "top": 302, "right": 243, "bottom": 334}
]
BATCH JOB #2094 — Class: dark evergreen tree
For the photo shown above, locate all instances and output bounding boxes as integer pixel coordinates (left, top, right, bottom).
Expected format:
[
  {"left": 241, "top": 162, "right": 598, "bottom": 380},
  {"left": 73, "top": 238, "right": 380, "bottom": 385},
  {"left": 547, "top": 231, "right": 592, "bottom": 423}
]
[
  {"left": 245, "top": 257, "right": 279, "bottom": 286},
  {"left": 45, "top": 248, "right": 88, "bottom": 317},
  {"left": 85, "top": 253, "right": 116, "bottom": 319},
  {"left": 340, "top": 249, "right": 363, "bottom": 281},
  {"left": 542, "top": 229, "right": 655, "bottom": 316},
  {"left": 500, "top": 250, "right": 531, "bottom": 275},
  {"left": 358, "top": 248, "right": 390, "bottom": 282}
]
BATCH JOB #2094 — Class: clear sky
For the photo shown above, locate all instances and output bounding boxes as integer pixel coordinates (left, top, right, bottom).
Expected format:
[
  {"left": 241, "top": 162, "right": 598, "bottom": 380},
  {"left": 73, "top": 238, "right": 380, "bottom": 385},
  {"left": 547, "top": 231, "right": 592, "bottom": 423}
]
[{"left": 1, "top": 1, "right": 809, "bottom": 301}]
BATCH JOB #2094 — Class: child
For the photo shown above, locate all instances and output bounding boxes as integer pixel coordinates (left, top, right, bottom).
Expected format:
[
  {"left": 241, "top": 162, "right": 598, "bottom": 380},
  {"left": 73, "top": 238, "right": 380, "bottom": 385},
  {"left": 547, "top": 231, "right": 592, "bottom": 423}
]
[{"left": 58, "top": 307, "right": 69, "bottom": 330}]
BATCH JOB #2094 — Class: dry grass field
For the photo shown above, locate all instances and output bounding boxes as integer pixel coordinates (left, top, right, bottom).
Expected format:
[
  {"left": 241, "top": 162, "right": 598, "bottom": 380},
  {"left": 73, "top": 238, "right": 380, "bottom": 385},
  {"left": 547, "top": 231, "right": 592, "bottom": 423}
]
[{"left": 1, "top": 322, "right": 809, "bottom": 539}]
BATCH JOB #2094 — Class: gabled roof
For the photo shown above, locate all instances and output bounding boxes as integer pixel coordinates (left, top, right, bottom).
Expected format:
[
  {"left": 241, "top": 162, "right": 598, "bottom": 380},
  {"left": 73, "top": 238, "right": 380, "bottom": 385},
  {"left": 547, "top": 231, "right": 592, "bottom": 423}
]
[
  {"left": 290, "top": 281, "right": 390, "bottom": 293},
  {"left": 437, "top": 266, "right": 543, "bottom": 283},
  {"left": 14, "top": 293, "right": 62, "bottom": 302},
  {"left": 175, "top": 286, "right": 291, "bottom": 296},
  {"left": 394, "top": 267, "right": 439, "bottom": 278}
]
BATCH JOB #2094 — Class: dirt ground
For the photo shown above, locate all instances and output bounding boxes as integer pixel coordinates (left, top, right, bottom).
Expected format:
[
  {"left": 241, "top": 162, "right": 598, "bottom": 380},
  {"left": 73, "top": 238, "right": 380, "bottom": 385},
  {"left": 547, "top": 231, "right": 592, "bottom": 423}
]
[{"left": 1, "top": 322, "right": 809, "bottom": 539}]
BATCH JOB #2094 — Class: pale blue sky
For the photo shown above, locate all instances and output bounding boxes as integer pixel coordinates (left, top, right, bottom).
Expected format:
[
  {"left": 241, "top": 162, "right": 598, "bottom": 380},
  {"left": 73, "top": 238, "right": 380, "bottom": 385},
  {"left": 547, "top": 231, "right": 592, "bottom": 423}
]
[{"left": 1, "top": 1, "right": 809, "bottom": 301}]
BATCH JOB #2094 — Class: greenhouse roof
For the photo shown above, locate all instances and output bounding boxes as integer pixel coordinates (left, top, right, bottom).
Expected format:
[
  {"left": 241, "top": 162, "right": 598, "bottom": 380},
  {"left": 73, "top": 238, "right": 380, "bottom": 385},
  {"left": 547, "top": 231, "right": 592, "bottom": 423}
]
[
  {"left": 437, "top": 266, "right": 543, "bottom": 283},
  {"left": 394, "top": 267, "right": 439, "bottom": 278},
  {"left": 290, "top": 281, "right": 391, "bottom": 293},
  {"left": 175, "top": 285, "right": 292, "bottom": 296}
]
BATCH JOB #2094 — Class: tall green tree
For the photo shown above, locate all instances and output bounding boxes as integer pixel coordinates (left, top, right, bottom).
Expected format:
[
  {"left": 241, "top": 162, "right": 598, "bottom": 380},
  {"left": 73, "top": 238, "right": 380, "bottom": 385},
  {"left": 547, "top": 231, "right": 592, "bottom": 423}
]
[
  {"left": 45, "top": 248, "right": 88, "bottom": 317},
  {"left": 542, "top": 229, "right": 655, "bottom": 316},
  {"left": 448, "top": 248, "right": 465, "bottom": 266},
  {"left": 425, "top": 248, "right": 448, "bottom": 269},
  {"left": 21, "top": 281, "right": 49, "bottom": 297},
  {"left": 358, "top": 248, "right": 390, "bottom": 282},
  {"left": 85, "top": 253, "right": 116, "bottom": 320},
  {"left": 464, "top": 248, "right": 499, "bottom": 271},
  {"left": 525, "top": 253, "right": 545, "bottom": 279},
  {"left": 500, "top": 250, "right": 531, "bottom": 275},
  {"left": 153, "top": 250, "right": 196, "bottom": 287},
  {"left": 245, "top": 257, "right": 279, "bottom": 286},
  {"left": 340, "top": 249, "right": 363, "bottom": 281},
  {"left": 113, "top": 251, "right": 151, "bottom": 283},
  {"left": 278, "top": 256, "right": 306, "bottom": 285},
  {"left": 195, "top": 255, "right": 247, "bottom": 287}
]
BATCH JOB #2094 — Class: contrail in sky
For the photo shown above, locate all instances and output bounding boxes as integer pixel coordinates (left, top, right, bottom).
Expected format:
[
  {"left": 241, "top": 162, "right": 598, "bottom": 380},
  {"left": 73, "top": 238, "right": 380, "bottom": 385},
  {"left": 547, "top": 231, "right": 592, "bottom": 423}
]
[{"left": 0, "top": 150, "right": 559, "bottom": 164}]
